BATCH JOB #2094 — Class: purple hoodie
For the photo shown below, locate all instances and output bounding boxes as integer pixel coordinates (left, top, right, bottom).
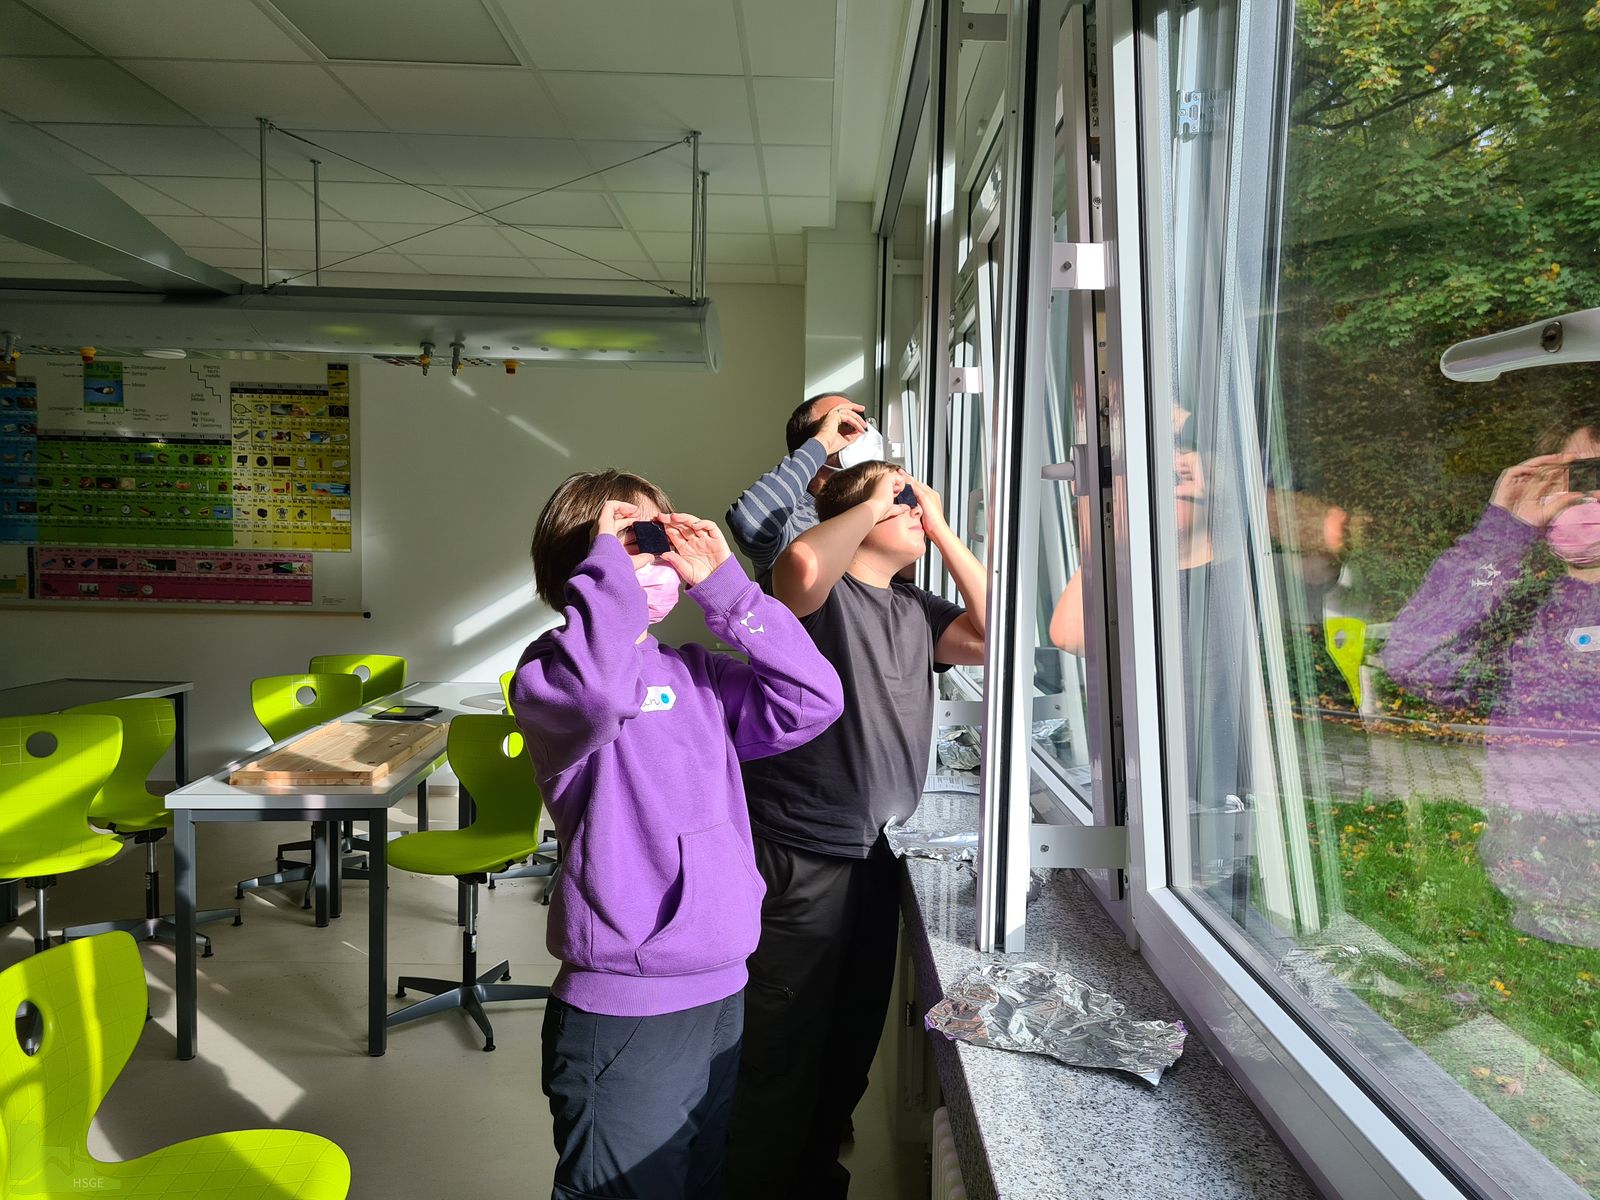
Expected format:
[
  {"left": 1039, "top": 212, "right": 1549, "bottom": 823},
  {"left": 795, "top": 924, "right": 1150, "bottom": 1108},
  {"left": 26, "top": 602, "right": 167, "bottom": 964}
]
[{"left": 510, "top": 535, "right": 843, "bottom": 1016}]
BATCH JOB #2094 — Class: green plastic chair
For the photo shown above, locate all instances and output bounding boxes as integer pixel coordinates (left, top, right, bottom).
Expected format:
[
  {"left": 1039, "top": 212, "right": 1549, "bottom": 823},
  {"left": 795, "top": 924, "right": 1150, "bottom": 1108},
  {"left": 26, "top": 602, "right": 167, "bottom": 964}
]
[
  {"left": 1, "top": 931, "right": 351, "bottom": 1198},
  {"left": 387, "top": 714, "right": 551, "bottom": 1052},
  {"left": 60, "top": 699, "right": 239, "bottom": 956},
  {"left": 308, "top": 653, "right": 407, "bottom": 704},
  {"left": 0, "top": 714, "right": 124, "bottom": 955},
  {"left": 236, "top": 674, "right": 366, "bottom": 908},
  {"left": 498, "top": 670, "right": 514, "bottom": 714}
]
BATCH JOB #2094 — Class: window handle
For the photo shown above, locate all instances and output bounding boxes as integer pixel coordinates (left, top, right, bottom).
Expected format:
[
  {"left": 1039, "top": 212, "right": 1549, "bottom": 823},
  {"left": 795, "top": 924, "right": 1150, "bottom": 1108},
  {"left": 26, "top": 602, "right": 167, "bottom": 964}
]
[{"left": 1441, "top": 306, "right": 1600, "bottom": 381}]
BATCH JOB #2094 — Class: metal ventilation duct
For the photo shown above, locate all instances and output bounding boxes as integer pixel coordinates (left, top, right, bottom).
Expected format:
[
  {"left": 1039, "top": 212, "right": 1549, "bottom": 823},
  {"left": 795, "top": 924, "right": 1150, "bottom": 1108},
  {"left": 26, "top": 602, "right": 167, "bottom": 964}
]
[{"left": 0, "top": 284, "right": 722, "bottom": 370}]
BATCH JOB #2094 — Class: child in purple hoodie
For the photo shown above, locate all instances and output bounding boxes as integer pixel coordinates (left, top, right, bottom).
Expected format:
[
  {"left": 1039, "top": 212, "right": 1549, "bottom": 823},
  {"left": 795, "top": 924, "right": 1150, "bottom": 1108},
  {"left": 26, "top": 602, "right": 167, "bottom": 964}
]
[{"left": 509, "top": 468, "right": 843, "bottom": 1200}]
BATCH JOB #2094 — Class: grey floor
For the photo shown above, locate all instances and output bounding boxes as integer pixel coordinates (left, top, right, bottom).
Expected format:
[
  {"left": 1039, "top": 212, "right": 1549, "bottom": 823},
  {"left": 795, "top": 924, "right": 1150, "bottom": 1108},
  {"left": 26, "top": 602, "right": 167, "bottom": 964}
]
[{"left": 0, "top": 787, "right": 924, "bottom": 1200}]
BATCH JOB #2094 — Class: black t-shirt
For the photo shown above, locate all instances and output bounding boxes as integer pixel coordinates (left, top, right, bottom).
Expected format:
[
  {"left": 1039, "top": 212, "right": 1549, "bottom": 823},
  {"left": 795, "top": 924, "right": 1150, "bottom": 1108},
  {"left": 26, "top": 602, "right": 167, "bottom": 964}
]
[{"left": 741, "top": 573, "right": 966, "bottom": 858}]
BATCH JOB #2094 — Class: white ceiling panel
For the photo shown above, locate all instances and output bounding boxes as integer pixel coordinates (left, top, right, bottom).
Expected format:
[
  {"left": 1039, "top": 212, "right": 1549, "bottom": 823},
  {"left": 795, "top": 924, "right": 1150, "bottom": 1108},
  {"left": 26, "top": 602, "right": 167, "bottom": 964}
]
[
  {"left": 42, "top": 124, "right": 261, "bottom": 176},
  {"left": 777, "top": 264, "right": 805, "bottom": 286},
  {"left": 332, "top": 65, "right": 567, "bottom": 137},
  {"left": 591, "top": 141, "right": 762, "bottom": 195},
  {"left": 404, "top": 135, "right": 592, "bottom": 190},
  {"left": 359, "top": 222, "right": 520, "bottom": 257},
  {"left": 461, "top": 189, "right": 620, "bottom": 228},
  {"left": 215, "top": 128, "right": 445, "bottom": 186},
  {"left": 271, "top": 0, "right": 518, "bottom": 66},
  {"left": 768, "top": 195, "right": 831, "bottom": 231},
  {"left": 614, "top": 191, "right": 768, "bottom": 233},
  {"left": 0, "top": 1, "right": 91, "bottom": 55},
  {"left": 126, "top": 61, "right": 380, "bottom": 131},
  {"left": 742, "top": 0, "right": 837, "bottom": 77},
  {"left": 774, "top": 233, "right": 803, "bottom": 265},
  {"left": 25, "top": 0, "right": 313, "bottom": 60},
  {"left": 91, "top": 175, "right": 200, "bottom": 217},
  {"left": 406, "top": 254, "right": 540, "bottom": 277},
  {"left": 0, "top": 59, "right": 193, "bottom": 124},
  {"left": 762, "top": 146, "right": 832, "bottom": 197},
  {"left": 214, "top": 217, "right": 383, "bottom": 253},
  {"left": 706, "top": 263, "right": 779, "bottom": 283},
  {"left": 0, "top": 261, "right": 119, "bottom": 279},
  {"left": 753, "top": 78, "right": 832, "bottom": 145},
  {"left": 506, "top": 227, "right": 645, "bottom": 261},
  {"left": 147, "top": 177, "right": 312, "bottom": 220},
  {"left": 0, "top": 237, "right": 74, "bottom": 264},
  {"left": 544, "top": 73, "right": 753, "bottom": 143},
  {"left": 522, "top": 258, "right": 661, "bottom": 282},
  {"left": 145, "top": 214, "right": 259, "bottom": 249},
  {"left": 500, "top": 0, "right": 743, "bottom": 75},
  {"left": 312, "top": 182, "right": 477, "bottom": 224},
  {"left": 637, "top": 231, "right": 771, "bottom": 265}
]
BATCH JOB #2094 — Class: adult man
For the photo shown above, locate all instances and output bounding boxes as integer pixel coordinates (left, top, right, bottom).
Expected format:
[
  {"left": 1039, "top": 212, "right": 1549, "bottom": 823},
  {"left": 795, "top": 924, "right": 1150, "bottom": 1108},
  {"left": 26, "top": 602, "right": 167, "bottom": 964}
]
[{"left": 725, "top": 392, "right": 869, "bottom": 583}]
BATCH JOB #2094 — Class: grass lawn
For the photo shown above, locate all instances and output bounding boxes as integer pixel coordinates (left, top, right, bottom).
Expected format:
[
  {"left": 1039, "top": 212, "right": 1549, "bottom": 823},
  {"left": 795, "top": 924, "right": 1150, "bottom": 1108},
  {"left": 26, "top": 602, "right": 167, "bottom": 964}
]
[{"left": 1321, "top": 797, "right": 1600, "bottom": 1193}]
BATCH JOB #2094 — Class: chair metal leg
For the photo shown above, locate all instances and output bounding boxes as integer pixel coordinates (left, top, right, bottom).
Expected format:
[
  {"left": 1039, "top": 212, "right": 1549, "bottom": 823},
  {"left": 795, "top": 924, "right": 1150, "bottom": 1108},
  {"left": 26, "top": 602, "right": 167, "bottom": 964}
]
[
  {"left": 63, "top": 907, "right": 239, "bottom": 958},
  {"left": 417, "top": 779, "right": 429, "bottom": 832},
  {"left": 31, "top": 880, "right": 51, "bottom": 954},
  {"left": 3, "top": 879, "right": 18, "bottom": 925}
]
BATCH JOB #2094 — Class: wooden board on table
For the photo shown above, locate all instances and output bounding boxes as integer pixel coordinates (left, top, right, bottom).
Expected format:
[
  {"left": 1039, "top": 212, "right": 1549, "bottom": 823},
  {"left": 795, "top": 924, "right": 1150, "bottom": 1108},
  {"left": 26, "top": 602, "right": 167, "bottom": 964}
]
[{"left": 228, "top": 719, "right": 448, "bottom": 786}]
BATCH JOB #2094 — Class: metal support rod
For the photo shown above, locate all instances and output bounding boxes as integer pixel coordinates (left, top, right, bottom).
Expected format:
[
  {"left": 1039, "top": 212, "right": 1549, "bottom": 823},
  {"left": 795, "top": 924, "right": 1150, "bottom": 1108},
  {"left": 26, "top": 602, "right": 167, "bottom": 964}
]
[
  {"left": 698, "top": 170, "right": 709, "bottom": 300},
  {"left": 689, "top": 131, "right": 701, "bottom": 299},
  {"left": 257, "top": 116, "right": 270, "bottom": 287},
  {"left": 310, "top": 158, "right": 322, "bottom": 285}
]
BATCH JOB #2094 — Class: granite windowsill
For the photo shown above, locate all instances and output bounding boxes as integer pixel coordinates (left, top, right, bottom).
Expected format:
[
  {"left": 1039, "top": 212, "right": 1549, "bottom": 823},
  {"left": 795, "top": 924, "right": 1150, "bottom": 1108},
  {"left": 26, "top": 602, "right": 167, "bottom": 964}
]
[{"left": 900, "top": 789, "right": 1321, "bottom": 1200}]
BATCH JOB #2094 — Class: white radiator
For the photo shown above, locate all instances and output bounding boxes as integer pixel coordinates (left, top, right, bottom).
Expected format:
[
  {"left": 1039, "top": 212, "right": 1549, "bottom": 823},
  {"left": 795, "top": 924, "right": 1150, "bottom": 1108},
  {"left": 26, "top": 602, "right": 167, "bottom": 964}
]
[{"left": 930, "top": 1106, "right": 968, "bottom": 1200}]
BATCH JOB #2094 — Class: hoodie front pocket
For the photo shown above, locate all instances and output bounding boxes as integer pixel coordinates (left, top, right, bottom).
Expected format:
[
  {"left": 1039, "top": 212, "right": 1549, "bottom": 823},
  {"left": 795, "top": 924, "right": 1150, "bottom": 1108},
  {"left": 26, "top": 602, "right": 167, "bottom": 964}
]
[{"left": 635, "top": 821, "right": 763, "bottom": 977}]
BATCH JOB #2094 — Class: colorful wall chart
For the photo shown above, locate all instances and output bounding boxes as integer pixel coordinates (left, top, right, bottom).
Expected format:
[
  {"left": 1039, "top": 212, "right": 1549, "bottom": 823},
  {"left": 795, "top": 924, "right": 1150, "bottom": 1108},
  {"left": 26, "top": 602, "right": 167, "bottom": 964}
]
[{"left": 0, "top": 358, "right": 360, "bottom": 611}]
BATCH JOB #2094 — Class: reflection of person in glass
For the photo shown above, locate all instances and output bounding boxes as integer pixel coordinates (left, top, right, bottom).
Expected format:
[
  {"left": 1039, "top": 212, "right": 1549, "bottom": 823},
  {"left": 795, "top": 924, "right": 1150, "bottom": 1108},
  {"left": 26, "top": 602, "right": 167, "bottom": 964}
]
[{"left": 1385, "top": 422, "right": 1600, "bottom": 947}]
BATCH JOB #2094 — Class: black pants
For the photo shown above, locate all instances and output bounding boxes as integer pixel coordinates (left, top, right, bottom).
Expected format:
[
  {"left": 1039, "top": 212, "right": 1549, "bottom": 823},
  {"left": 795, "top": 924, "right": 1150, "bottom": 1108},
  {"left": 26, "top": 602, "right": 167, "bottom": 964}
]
[
  {"left": 722, "top": 838, "right": 901, "bottom": 1200},
  {"left": 542, "top": 992, "right": 744, "bottom": 1200}
]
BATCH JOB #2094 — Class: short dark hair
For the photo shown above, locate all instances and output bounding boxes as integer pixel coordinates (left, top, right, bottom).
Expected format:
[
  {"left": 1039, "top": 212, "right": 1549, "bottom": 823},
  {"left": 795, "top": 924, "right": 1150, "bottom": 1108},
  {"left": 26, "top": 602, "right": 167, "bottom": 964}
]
[
  {"left": 530, "top": 469, "right": 671, "bottom": 610},
  {"left": 816, "top": 460, "right": 899, "bottom": 522},
  {"left": 784, "top": 392, "right": 848, "bottom": 454}
]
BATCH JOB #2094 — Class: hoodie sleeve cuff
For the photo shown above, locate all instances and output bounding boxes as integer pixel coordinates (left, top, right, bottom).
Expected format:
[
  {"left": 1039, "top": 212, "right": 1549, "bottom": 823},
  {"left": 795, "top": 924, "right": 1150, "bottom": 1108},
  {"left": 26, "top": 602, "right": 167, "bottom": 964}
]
[{"left": 687, "top": 554, "right": 757, "bottom": 618}]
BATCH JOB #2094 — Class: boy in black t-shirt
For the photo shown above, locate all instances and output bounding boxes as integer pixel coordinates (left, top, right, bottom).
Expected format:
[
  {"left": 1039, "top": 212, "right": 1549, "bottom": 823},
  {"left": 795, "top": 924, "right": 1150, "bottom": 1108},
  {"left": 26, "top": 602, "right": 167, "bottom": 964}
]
[{"left": 725, "top": 461, "right": 988, "bottom": 1199}]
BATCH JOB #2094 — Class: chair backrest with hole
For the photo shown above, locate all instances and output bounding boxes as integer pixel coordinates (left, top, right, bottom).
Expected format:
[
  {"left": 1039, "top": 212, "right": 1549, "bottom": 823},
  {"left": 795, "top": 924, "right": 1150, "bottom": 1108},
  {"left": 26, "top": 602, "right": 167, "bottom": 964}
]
[
  {"left": 63, "top": 699, "right": 173, "bottom": 829},
  {"left": 0, "top": 715, "right": 122, "bottom": 879},
  {"left": 446, "top": 715, "right": 542, "bottom": 838},
  {"left": 0, "top": 932, "right": 145, "bottom": 1194},
  {"left": 308, "top": 654, "right": 407, "bottom": 704},
  {"left": 250, "top": 674, "right": 364, "bottom": 744}
]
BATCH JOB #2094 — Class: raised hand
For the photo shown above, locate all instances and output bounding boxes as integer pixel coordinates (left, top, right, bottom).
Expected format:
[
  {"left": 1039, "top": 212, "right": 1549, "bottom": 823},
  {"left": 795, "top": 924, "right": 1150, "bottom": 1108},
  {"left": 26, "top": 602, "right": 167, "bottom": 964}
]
[
  {"left": 867, "top": 468, "right": 908, "bottom": 521},
  {"left": 818, "top": 402, "right": 869, "bottom": 454},
  {"left": 659, "top": 512, "right": 731, "bottom": 586},
  {"left": 906, "top": 475, "right": 949, "bottom": 538},
  {"left": 594, "top": 499, "right": 641, "bottom": 542},
  {"left": 1490, "top": 453, "right": 1582, "bottom": 528}
]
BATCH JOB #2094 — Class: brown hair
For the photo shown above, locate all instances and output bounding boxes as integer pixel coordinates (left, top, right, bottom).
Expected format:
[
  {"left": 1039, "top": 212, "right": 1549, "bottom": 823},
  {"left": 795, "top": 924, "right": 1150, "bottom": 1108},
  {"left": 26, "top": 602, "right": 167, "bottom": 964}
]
[
  {"left": 530, "top": 469, "right": 671, "bottom": 610},
  {"left": 816, "top": 460, "right": 898, "bottom": 522}
]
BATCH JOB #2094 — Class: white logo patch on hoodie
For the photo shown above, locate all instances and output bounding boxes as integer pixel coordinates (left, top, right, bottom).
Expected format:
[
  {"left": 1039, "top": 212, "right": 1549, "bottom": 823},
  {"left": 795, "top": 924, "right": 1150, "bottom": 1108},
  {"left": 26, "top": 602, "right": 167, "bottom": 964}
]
[{"left": 641, "top": 686, "right": 677, "bottom": 712}]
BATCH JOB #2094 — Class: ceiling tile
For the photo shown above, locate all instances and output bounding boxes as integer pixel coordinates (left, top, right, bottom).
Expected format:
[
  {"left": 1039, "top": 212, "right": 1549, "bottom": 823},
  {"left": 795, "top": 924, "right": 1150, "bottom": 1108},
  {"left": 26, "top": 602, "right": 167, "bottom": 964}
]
[
  {"left": 216, "top": 128, "right": 444, "bottom": 186},
  {"left": 614, "top": 191, "right": 768, "bottom": 234},
  {"left": 0, "top": 59, "right": 193, "bottom": 124},
  {"left": 774, "top": 233, "right": 803, "bottom": 265},
  {"left": 41, "top": 125, "right": 260, "bottom": 176},
  {"left": 762, "top": 146, "right": 832, "bottom": 196},
  {"left": 777, "top": 264, "right": 805, "bottom": 285},
  {"left": 404, "top": 135, "right": 590, "bottom": 189},
  {"left": 706, "top": 263, "right": 778, "bottom": 283},
  {"left": 504, "top": 227, "right": 644, "bottom": 261},
  {"left": 0, "top": 260, "right": 119, "bottom": 279},
  {"left": 544, "top": 73, "right": 752, "bottom": 143},
  {"left": 91, "top": 174, "right": 199, "bottom": 217},
  {"left": 214, "top": 216, "right": 383, "bottom": 253},
  {"left": 768, "top": 195, "right": 831, "bottom": 231},
  {"left": 500, "top": 0, "right": 742, "bottom": 75},
  {"left": 743, "top": 0, "right": 836, "bottom": 77},
  {"left": 0, "top": 238, "right": 73, "bottom": 264},
  {"left": 271, "top": 0, "right": 518, "bottom": 65},
  {"left": 332, "top": 65, "right": 566, "bottom": 137},
  {"left": 406, "top": 254, "right": 540, "bottom": 277},
  {"left": 753, "top": 77, "right": 832, "bottom": 145},
  {"left": 125, "top": 61, "right": 380, "bottom": 131},
  {"left": 25, "top": 0, "right": 313, "bottom": 60},
  {"left": 148, "top": 177, "right": 312, "bottom": 219},
  {"left": 637, "top": 231, "right": 771, "bottom": 264},
  {"left": 523, "top": 258, "right": 661, "bottom": 282},
  {"left": 461, "top": 189, "right": 619, "bottom": 228},
  {"left": 312, "top": 182, "right": 475, "bottom": 223},
  {"left": 145, "top": 214, "right": 259, "bottom": 248},
  {"left": 0, "top": 1, "right": 92, "bottom": 55},
  {"left": 358, "top": 222, "right": 519, "bottom": 256},
  {"left": 590, "top": 141, "right": 761, "bottom": 195}
]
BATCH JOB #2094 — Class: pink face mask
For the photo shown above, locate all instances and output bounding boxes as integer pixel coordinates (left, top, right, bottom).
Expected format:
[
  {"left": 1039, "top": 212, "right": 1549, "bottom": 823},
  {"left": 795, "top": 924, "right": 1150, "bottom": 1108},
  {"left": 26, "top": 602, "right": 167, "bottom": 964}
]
[
  {"left": 636, "top": 561, "right": 681, "bottom": 624},
  {"left": 1548, "top": 501, "right": 1600, "bottom": 567}
]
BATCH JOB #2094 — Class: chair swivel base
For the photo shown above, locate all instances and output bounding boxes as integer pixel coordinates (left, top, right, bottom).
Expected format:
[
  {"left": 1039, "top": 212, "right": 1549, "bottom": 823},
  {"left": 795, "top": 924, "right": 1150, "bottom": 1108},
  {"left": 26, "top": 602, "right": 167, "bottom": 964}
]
[
  {"left": 236, "top": 853, "right": 368, "bottom": 907},
  {"left": 63, "top": 908, "right": 239, "bottom": 958},
  {"left": 390, "top": 961, "right": 549, "bottom": 1052}
]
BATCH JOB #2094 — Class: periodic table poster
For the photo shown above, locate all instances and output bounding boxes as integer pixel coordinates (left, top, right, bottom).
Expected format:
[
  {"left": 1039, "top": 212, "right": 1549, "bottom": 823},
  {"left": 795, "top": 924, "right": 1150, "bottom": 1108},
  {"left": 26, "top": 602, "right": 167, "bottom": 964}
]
[{"left": 0, "top": 357, "right": 361, "bottom": 611}]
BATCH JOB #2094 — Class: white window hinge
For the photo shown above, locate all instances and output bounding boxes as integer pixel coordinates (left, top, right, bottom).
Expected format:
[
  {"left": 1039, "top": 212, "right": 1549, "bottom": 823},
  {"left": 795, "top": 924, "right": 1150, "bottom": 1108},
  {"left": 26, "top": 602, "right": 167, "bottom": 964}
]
[
  {"left": 960, "top": 11, "right": 1006, "bottom": 42},
  {"left": 1051, "top": 242, "right": 1107, "bottom": 291},
  {"left": 948, "top": 366, "right": 984, "bottom": 394}
]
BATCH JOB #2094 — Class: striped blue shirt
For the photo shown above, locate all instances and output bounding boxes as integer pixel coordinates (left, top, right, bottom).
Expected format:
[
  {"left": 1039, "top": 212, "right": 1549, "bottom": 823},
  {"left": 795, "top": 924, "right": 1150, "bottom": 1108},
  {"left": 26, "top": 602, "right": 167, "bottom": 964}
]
[{"left": 725, "top": 437, "right": 828, "bottom": 582}]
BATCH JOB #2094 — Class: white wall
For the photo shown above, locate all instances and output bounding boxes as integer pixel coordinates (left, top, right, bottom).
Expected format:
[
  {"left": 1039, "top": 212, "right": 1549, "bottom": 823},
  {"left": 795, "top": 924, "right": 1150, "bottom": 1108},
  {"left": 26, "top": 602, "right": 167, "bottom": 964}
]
[
  {"left": 0, "top": 284, "right": 805, "bottom": 772},
  {"left": 804, "top": 201, "right": 880, "bottom": 415}
]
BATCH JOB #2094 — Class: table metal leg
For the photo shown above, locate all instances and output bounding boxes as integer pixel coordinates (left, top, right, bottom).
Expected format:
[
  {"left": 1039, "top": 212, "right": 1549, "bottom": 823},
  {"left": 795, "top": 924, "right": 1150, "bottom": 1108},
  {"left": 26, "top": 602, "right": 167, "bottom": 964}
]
[
  {"left": 175, "top": 811, "right": 197, "bottom": 1060},
  {"left": 172, "top": 691, "right": 190, "bottom": 786},
  {"left": 368, "top": 806, "right": 388, "bottom": 1056},
  {"left": 330, "top": 822, "right": 343, "bottom": 921},
  {"left": 313, "top": 821, "right": 332, "bottom": 927}
]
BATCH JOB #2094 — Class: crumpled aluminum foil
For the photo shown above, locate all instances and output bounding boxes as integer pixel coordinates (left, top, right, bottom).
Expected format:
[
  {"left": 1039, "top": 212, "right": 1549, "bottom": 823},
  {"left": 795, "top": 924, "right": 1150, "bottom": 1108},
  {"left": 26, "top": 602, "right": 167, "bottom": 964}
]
[
  {"left": 925, "top": 961, "right": 1188, "bottom": 1085},
  {"left": 884, "top": 823, "right": 978, "bottom": 862},
  {"left": 936, "top": 727, "right": 982, "bottom": 770}
]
